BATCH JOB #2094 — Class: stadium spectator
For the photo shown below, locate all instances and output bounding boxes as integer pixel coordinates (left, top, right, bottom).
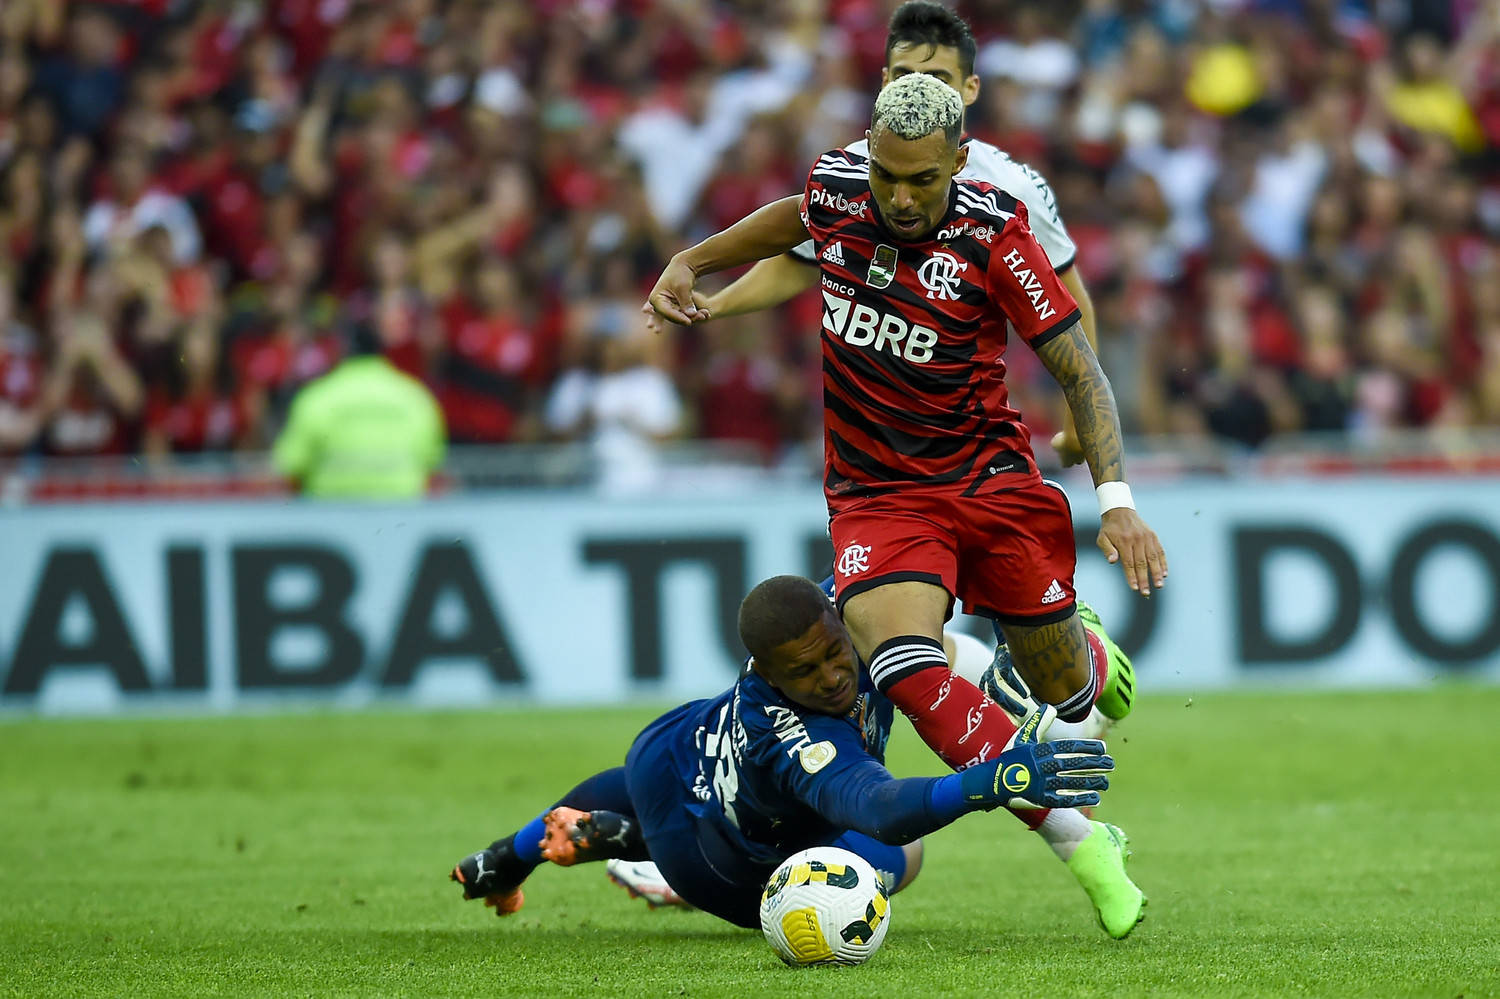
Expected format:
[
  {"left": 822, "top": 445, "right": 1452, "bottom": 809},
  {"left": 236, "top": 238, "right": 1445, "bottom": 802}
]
[
  {"left": 142, "top": 320, "right": 244, "bottom": 459},
  {"left": 33, "top": 6, "right": 126, "bottom": 139},
  {"left": 0, "top": 269, "right": 43, "bottom": 453},
  {"left": 436, "top": 254, "right": 557, "bottom": 445},
  {"left": 686, "top": 312, "right": 813, "bottom": 464},
  {"left": 38, "top": 264, "right": 144, "bottom": 458},
  {"left": 0, "top": 0, "right": 1494, "bottom": 485},
  {"left": 544, "top": 306, "right": 684, "bottom": 494},
  {"left": 616, "top": 70, "right": 745, "bottom": 233},
  {"left": 272, "top": 320, "right": 445, "bottom": 499},
  {"left": 82, "top": 143, "right": 202, "bottom": 265}
]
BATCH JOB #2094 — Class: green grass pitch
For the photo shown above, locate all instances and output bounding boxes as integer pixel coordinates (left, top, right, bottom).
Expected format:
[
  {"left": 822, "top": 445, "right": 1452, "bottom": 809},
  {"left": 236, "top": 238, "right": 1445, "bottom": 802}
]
[{"left": 3, "top": 685, "right": 1498, "bottom": 998}]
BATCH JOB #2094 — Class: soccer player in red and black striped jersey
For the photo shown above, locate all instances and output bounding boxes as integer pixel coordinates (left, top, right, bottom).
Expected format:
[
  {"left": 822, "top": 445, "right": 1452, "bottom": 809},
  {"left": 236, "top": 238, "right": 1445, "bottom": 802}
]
[
  {"left": 657, "top": 1, "right": 1100, "bottom": 470},
  {"left": 647, "top": 73, "right": 1166, "bottom": 841}
]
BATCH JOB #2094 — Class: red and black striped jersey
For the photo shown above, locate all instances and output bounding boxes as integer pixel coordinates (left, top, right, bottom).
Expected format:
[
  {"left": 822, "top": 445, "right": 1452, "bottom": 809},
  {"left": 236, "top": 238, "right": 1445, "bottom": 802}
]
[{"left": 798, "top": 147, "right": 1081, "bottom": 509}]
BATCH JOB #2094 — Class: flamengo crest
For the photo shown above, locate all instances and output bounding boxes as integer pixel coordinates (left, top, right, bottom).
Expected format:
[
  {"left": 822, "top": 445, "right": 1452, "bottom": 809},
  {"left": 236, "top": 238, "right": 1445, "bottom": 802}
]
[
  {"left": 918, "top": 251, "right": 968, "bottom": 300},
  {"left": 838, "top": 542, "right": 871, "bottom": 575}
]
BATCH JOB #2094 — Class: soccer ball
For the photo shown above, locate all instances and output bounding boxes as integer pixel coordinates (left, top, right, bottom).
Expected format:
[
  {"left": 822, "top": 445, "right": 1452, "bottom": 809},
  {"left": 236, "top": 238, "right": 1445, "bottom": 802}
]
[{"left": 759, "top": 846, "right": 891, "bottom": 967}]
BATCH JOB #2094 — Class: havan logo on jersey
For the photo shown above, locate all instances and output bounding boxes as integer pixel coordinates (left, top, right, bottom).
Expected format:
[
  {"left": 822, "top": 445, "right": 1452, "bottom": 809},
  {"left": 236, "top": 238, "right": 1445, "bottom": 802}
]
[
  {"left": 821, "top": 291, "right": 939, "bottom": 364},
  {"left": 1001, "top": 247, "right": 1058, "bottom": 322}
]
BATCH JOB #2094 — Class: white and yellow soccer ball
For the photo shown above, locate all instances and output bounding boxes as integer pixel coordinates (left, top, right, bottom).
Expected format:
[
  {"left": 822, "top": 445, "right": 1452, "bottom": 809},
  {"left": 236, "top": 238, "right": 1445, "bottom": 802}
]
[{"left": 759, "top": 846, "right": 891, "bottom": 967}]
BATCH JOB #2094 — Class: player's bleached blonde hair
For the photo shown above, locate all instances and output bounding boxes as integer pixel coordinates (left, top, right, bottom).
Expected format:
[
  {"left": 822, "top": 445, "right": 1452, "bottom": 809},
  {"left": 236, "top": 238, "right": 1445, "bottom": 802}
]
[{"left": 871, "top": 72, "right": 963, "bottom": 145}]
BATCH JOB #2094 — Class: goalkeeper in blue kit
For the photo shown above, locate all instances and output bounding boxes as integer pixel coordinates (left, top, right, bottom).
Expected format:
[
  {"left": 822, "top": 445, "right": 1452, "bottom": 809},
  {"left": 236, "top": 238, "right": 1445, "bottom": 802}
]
[{"left": 450, "top": 575, "right": 1111, "bottom": 930}]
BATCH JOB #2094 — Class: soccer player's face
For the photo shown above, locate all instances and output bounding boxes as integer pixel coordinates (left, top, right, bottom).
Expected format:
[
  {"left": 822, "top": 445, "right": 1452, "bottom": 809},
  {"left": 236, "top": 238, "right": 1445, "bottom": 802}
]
[
  {"left": 759, "top": 611, "right": 861, "bottom": 716},
  {"left": 882, "top": 42, "right": 979, "bottom": 110},
  {"left": 867, "top": 124, "right": 964, "bottom": 242}
]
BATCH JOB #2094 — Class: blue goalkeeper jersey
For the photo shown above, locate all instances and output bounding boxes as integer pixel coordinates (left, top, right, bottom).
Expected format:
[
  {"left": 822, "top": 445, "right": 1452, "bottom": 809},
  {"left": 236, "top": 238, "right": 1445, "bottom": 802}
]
[{"left": 635, "top": 662, "right": 896, "bottom": 866}]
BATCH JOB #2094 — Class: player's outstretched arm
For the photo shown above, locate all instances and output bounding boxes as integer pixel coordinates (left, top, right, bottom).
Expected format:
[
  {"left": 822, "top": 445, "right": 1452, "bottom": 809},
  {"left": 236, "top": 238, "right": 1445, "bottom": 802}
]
[
  {"left": 805, "top": 707, "right": 1110, "bottom": 844},
  {"left": 1035, "top": 320, "right": 1123, "bottom": 485},
  {"left": 705, "top": 253, "right": 819, "bottom": 319},
  {"left": 646, "top": 195, "right": 810, "bottom": 327},
  {"left": 1036, "top": 322, "right": 1168, "bottom": 594},
  {"left": 959, "top": 706, "right": 1112, "bottom": 812},
  {"left": 1049, "top": 268, "right": 1099, "bottom": 468},
  {"left": 641, "top": 253, "right": 820, "bottom": 337}
]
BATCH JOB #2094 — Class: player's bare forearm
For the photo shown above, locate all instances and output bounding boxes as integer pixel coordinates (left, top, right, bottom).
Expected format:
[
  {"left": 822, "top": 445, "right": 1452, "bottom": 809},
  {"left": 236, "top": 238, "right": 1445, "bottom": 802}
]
[
  {"left": 649, "top": 196, "right": 809, "bottom": 326},
  {"left": 705, "top": 253, "right": 819, "bottom": 318},
  {"left": 1035, "top": 321, "right": 1123, "bottom": 487},
  {"left": 1039, "top": 322, "right": 1169, "bottom": 594},
  {"left": 1050, "top": 270, "right": 1099, "bottom": 467},
  {"left": 676, "top": 196, "right": 809, "bottom": 278}
]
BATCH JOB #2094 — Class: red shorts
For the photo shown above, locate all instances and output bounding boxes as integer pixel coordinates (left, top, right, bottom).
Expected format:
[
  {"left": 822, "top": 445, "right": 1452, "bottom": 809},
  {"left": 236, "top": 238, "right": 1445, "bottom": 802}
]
[{"left": 828, "top": 480, "right": 1078, "bottom": 625}]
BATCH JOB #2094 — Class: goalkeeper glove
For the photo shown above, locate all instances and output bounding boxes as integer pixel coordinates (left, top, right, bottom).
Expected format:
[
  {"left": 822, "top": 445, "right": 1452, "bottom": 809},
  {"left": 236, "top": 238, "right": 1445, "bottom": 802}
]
[
  {"left": 958, "top": 706, "right": 1112, "bottom": 810},
  {"left": 977, "top": 641, "right": 1040, "bottom": 721}
]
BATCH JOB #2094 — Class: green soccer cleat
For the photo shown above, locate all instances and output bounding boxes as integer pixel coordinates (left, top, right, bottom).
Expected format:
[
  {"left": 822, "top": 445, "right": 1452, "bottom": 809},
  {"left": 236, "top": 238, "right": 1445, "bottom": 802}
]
[
  {"left": 1077, "top": 600, "right": 1135, "bottom": 721},
  {"left": 1066, "top": 820, "right": 1146, "bottom": 939}
]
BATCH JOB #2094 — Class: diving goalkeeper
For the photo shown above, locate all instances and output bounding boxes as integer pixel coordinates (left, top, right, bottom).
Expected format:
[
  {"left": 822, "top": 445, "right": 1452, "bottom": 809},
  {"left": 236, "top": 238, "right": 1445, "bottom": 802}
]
[{"left": 450, "top": 575, "right": 1111, "bottom": 931}]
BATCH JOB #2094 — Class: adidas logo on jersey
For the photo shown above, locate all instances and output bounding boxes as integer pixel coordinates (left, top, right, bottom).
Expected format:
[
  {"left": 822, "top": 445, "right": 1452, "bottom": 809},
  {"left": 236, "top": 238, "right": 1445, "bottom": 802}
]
[
  {"left": 1041, "top": 579, "right": 1067, "bottom": 605},
  {"left": 822, "top": 241, "right": 846, "bottom": 266}
]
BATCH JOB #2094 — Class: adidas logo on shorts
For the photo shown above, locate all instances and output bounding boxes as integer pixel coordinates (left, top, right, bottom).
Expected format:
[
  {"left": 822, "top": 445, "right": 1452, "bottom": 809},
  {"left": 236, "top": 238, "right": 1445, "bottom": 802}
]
[
  {"left": 822, "top": 240, "right": 846, "bottom": 266},
  {"left": 1040, "top": 579, "right": 1067, "bottom": 605}
]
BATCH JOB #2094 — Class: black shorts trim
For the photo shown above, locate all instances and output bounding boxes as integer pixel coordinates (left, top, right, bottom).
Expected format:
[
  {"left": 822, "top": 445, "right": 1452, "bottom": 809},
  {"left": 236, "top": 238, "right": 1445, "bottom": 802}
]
[
  {"left": 835, "top": 571, "right": 952, "bottom": 619},
  {"left": 974, "top": 600, "right": 1077, "bottom": 627}
]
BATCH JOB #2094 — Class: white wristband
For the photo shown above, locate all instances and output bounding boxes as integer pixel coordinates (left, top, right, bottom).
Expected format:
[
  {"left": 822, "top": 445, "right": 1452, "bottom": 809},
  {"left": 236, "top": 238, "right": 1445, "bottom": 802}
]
[{"left": 1096, "top": 481, "right": 1135, "bottom": 516}]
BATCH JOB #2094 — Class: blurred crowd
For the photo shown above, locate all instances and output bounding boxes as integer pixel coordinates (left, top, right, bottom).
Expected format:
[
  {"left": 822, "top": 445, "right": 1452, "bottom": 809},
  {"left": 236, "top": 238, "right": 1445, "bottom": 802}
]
[{"left": 1, "top": 0, "right": 1499, "bottom": 474}]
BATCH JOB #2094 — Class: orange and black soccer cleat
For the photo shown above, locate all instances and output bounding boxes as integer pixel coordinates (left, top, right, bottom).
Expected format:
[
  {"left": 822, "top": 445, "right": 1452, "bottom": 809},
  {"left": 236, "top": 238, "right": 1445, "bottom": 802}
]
[
  {"left": 539, "top": 807, "right": 643, "bottom": 866},
  {"left": 450, "top": 839, "right": 529, "bottom": 917}
]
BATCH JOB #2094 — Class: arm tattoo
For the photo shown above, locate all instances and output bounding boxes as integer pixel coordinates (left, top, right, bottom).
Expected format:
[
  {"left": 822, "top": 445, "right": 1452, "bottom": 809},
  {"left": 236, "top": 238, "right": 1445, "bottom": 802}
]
[{"left": 1034, "top": 321, "right": 1123, "bottom": 485}]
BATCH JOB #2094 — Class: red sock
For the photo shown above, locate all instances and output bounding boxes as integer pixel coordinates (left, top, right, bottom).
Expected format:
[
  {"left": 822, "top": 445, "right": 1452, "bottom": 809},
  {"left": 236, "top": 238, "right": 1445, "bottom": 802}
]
[
  {"left": 885, "top": 664, "right": 1018, "bottom": 771},
  {"left": 884, "top": 665, "right": 1053, "bottom": 829},
  {"left": 1011, "top": 806, "right": 1050, "bottom": 829}
]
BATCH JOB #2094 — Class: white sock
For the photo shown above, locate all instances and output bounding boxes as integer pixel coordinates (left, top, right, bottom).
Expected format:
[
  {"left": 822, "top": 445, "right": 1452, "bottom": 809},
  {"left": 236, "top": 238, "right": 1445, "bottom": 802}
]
[
  {"left": 1036, "top": 808, "right": 1095, "bottom": 862},
  {"left": 1045, "top": 708, "right": 1110, "bottom": 742}
]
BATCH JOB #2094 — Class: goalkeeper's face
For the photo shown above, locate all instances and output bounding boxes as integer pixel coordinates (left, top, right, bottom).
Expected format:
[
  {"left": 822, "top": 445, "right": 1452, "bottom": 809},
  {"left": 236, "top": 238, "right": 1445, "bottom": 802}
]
[{"left": 754, "top": 610, "right": 861, "bottom": 716}]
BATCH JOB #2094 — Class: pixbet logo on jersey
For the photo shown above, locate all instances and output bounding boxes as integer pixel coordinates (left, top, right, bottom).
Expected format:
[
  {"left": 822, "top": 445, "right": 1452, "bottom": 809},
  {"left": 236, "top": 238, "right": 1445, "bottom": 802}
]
[
  {"left": 936, "top": 221, "right": 995, "bottom": 242},
  {"left": 809, "top": 187, "right": 869, "bottom": 218},
  {"left": 822, "top": 292, "right": 939, "bottom": 364}
]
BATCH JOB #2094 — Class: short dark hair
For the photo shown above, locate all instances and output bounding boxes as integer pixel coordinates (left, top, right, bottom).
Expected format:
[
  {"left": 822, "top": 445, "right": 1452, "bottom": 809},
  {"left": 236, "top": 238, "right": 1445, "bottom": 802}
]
[
  {"left": 345, "top": 318, "right": 382, "bottom": 357},
  {"left": 886, "top": 1, "right": 977, "bottom": 78},
  {"left": 737, "top": 576, "right": 834, "bottom": 662}
]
